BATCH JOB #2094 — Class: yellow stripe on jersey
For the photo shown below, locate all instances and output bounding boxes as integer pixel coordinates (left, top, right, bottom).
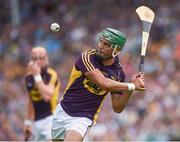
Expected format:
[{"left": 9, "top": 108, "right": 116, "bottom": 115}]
[
  {"left": 62, "top": 65, "right": 82, "bottom": 100},
  {"left": 86, "top": 50, "right": 96, "bottom": 70},
  {"left": 87, "top": 52, "right": 94, "bottom": 70},
  {"left": 82, "top": 53, "right": 91, "bottom": 71},
  {"left": 93, "top": 94, "right": 107, "bottom": 123},
  {"left": 51, "top": 80, "right": 60, "bottom": 112},
  {"left": 48, "top": 68, "right": 60, "bottom": 112},
  {"left": 82, "top": 50, "right": 96, "bottom": 71},
  {"left": 48, "top": 68, "right": 57, "bottom": 85}
]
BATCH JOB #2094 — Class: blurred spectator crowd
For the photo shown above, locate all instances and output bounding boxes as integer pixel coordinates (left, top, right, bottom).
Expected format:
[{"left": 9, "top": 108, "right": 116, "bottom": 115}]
[{"left": 0, "top": 0, "right": 179, "bottom": 141}]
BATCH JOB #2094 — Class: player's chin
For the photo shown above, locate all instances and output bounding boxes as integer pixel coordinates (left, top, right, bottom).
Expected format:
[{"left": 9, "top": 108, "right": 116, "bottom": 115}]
[{"left": 96, "top": 52, "right": 105, "bottom": 59}]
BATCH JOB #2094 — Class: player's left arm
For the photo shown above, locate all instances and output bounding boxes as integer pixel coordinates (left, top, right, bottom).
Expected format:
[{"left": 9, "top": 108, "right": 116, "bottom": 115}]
[
  {"left": 111, "top": 91, "right": 133, "bottom": 113},
  {"left": 111, "top": 73, "right": 145, "bottom": 113}
]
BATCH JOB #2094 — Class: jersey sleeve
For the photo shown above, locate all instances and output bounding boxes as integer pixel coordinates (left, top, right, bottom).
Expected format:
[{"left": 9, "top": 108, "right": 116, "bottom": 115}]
[
  {"left": 111, "top": 66, "right": 126, "bottom": 95},
  {"left": 75, "top": 51, "right": 97, "bottom": 73}
]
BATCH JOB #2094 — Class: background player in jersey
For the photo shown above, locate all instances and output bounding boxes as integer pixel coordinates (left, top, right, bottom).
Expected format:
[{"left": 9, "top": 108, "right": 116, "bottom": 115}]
[
  {"left": 24, "top": 47, "right": 61, "bottom": 141},
  {"left": 51, "top": 28, "right": 145, "bottom": 141}
]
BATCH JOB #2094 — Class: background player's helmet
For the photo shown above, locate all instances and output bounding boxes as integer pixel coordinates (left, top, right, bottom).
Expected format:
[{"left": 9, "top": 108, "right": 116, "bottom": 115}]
[{"left": 99, "top": 28, "right": 126, "bottom": 50}]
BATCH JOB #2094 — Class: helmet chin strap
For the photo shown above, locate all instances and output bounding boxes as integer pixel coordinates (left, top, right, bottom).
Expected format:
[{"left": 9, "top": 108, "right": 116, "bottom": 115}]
[{"left": 112, "top": 45, "right": 121, "bottom": 57}]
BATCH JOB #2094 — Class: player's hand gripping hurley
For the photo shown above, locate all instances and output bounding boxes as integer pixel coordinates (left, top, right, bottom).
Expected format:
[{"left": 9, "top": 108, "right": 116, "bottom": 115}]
[{"left": 136, "top": 6, "right": 155, "bottom": 72}]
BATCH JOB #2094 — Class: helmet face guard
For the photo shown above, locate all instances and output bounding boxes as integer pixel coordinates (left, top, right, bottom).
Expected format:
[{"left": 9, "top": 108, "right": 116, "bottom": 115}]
[{"left": 99, "top": 28, "right": 126, "bottom": 57}]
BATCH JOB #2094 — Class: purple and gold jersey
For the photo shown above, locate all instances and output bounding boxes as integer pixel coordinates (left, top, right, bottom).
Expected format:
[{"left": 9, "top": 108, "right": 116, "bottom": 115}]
[
  {"left": 25, "top": 67, "right": 60, "bottom": 121},
  {"left": 61, "top": 49, "right": 125, "bottom": 122}
]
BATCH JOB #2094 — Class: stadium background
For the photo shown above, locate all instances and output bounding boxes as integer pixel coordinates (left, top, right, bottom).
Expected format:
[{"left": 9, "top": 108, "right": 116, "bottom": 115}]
[{"left": 0, "top": 0, "right": 179, "bottom": 141}]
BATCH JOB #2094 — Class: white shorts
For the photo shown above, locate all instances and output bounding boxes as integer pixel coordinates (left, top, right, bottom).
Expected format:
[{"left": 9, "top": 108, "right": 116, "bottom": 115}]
[
  {"left": 51, "top": 104, "right": 93, "bottom": 140},
  {"left": 32, "top": 115, "right": 53, "bottom": 141}
]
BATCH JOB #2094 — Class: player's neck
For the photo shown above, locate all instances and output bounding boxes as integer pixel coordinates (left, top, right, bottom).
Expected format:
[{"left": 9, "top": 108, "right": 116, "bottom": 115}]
[{"left": 102, "top": 58, "right": 115, "bottom": 66}]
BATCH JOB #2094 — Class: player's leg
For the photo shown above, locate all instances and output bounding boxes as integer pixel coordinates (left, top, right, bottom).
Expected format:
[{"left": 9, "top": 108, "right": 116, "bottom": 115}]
[
  {"left": 40, "top": 115, "right": 54, "bottom": 141},
  {"left": 51, "top": 104, "right": 93, "bottom": 141},
  {"left": 32, "top": 124, "right": 41, "bottom": 141},
  {"left": 64, "top": 130, "right": 83, "bottom": 141},
  {"left": 51, "top": 104, "right": 67, "bottom": 141},
  {"left": 64, "top": 117, "right": 92, "bottom": 141},
  {"left": 33, "top": 117, "right": 50, "bottom": 141}
]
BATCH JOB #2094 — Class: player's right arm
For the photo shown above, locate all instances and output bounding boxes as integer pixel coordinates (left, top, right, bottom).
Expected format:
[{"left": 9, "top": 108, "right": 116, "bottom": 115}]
[
  {"left": 24, "top": 95, "right": 34, "bottom": 140},
  {"left": 85, "top": 69, "right": 145, "bottom": 92}
]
